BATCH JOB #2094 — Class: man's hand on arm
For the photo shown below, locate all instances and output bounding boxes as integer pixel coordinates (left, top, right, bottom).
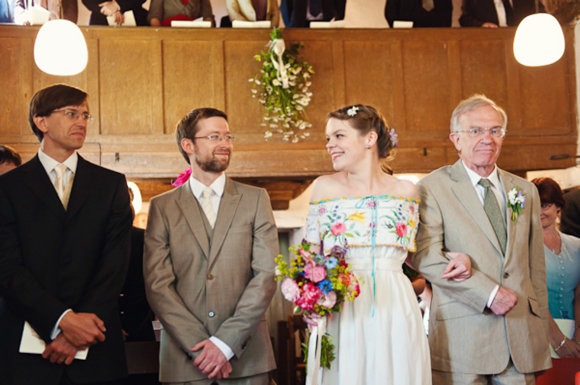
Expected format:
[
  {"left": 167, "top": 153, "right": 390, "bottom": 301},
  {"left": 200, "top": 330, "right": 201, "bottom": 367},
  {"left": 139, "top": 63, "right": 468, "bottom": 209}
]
[
  {"left": 490, "top": 286, "right": 518, "bottom": 315},
  {"left": 58, "top": 311, "right": 106, "bottom": 349},
  {"left": 191, "top": 339, "right": 232, "bottom": 379},
  {"left": 42, "top": 334, "right": 77, "bottom": 365}
]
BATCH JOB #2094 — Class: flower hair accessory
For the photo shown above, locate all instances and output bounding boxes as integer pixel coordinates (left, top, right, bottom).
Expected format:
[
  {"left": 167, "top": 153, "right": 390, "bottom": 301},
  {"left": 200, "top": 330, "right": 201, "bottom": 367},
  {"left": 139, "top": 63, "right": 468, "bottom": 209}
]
[
  {"left": 389, "top": 128, "right": 398, "bottom": 148},
  {"left": 507, "top": 187, "right": 526, "bottom": 221},
  {"left": 347, "top": 106, "right": 359, "bottom": 117}
]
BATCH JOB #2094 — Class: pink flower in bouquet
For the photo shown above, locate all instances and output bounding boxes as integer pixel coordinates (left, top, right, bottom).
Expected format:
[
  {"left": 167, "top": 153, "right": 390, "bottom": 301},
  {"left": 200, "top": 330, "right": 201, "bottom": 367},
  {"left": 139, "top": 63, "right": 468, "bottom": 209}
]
[
  {"left": 338, "top": 273, "right": 351, "bottom": 286},
  {"left": 331, "top": 222, "right": 346, "bottom": 236},
  {"left": 395, "top": 222, "right": 407, "bottom": 237},
  {"left": 171, "top": 168, "right": 192, "bottom": 187},
  {"left": 304, "top": 264, "right": 326, "bottom": 283},
  {"left": 296, "top": 282, "right": 321, "bottom": 312},
  {"left": 350, "top": 279, "right": 361, "bottom": 297},
  {"left": 280, "top": 278, "right": 300, "bottom": 301},
  {"left": 317, "top": 291, "right": 337, "bottom": 309}
]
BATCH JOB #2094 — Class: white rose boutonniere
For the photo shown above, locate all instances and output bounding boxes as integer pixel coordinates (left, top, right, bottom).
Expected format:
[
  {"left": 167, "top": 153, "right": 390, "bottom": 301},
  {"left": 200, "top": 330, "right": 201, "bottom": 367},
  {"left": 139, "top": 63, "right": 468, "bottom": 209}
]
[{"left": 507, "top": 187, "right": 526, "bottom": 221}]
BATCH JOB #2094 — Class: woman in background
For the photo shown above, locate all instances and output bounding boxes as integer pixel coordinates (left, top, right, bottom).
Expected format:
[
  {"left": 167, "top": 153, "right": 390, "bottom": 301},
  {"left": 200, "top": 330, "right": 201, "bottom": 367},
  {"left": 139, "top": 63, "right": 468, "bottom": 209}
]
[{"left": 532, "top": 177, "right": 580, "bottom": 358}]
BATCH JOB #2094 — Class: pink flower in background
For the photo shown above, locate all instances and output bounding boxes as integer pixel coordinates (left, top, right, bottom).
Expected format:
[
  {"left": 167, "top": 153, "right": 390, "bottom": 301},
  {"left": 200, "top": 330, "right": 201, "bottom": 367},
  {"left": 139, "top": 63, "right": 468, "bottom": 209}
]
[
  {"left": 331, "top": 222, "right": 346, "bottom": 236},
  {"left": 296, "top": 283, "right": 321, "bottom": 311},
  {"left": 304, "top": 264, "right": 326, "bottom": 283},
  {"left": 171, "top": 168, "right": 192, "bottom": 187},
  {"left": 280, "top": 278, "right": 301, "bottom": 301},
  {"left": 395, "top": 222, "right": 407, "bottom": 237},
  {"left": 317, "top": 292, "right": 337, "bottom": 309}
]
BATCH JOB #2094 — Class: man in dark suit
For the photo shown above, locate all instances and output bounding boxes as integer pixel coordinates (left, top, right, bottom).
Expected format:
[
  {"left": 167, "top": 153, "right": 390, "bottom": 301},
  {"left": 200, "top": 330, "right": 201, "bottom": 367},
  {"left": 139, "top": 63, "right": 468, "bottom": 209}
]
[
  {"left": 459, "top": 0, "right": 539, "bottom": 27},
  {"left": 560, "top": 189, "right": 580, "bottom": 238},
  {"left": 0, "top": 84, "right": 133, "bottom": 385},
  {"left": 385, "top": 0, "right": 452, "bottom": 27},
  {"left": 282, "top": 0, "right": 345, "bottom": 27}
]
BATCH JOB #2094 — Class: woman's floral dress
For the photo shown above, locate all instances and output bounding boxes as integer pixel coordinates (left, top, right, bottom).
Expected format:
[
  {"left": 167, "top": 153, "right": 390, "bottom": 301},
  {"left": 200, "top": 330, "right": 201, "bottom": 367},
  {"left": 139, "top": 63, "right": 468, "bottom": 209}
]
[{"left": 305, "top": 195, "right": 431, "bottom": 385}]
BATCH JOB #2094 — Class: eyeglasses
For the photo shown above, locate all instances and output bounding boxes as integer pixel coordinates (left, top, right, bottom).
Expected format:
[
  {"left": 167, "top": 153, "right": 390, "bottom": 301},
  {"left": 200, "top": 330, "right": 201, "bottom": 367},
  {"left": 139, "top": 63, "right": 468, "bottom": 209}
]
[
  {"left": 53, "top": 108, "right": 94, "bottom": 124},
  {"left": 456, "top": 127, "right": 506, "bottom": 138},
  {"left": 194, "top": 134, "right": 235, "bottom": 142},
  {"left": 541, "top": 202, "right": 555, "bottom": 210}
]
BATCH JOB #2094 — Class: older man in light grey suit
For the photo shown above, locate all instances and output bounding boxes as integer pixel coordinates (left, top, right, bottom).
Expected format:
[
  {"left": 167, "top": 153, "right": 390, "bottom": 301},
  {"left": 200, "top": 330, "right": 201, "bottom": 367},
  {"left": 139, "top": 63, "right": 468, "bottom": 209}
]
[
  {"left": 144, "top": 108, "right": 277, "bottom": 385},
  {"left": 412, "top": 95, "right": 551, "bottom": 384}
]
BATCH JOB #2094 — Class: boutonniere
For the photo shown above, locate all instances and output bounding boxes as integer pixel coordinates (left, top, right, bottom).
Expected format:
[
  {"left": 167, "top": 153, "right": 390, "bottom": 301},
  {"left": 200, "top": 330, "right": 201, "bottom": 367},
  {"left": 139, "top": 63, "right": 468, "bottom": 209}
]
[
  {"left": 507, "top": 187, "right": 526, "bottom": 221},
  {"left": 171, "top": 168, "right": 192, "bottom": 187}
]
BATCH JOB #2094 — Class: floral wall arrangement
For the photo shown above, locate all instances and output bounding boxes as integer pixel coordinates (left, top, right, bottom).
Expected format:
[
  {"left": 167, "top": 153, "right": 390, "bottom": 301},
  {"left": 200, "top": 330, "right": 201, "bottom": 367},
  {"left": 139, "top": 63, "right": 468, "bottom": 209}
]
[{"left": 249, "top": 28, "right": 315, "bottom": 142}]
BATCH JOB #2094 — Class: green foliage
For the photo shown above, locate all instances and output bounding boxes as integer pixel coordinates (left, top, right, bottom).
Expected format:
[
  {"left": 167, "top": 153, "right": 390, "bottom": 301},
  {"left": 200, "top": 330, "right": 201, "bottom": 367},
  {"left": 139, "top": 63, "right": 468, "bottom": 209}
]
[{"left": 249, "top": 28, "right": 314, "bottom": 142}]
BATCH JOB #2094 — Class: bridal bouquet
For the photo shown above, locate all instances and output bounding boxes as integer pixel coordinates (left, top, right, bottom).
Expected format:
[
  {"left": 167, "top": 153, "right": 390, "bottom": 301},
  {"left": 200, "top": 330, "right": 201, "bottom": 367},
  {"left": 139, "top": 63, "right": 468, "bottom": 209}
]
[{"left": 275, "top": 239, "right": 360, "bottom": 370}]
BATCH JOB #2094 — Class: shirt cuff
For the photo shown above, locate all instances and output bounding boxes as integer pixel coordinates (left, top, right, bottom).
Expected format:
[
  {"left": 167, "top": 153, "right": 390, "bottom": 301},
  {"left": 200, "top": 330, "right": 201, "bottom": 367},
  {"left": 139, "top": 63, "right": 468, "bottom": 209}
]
[
  {"left": 487, "top": 285, "right": 500, "bottom": 308},
  {"left": 51, "top": 309, "right": 73, "bottom": 340},
  {"left": 209, "top": 336, "right": 234, "bottom": 360}
]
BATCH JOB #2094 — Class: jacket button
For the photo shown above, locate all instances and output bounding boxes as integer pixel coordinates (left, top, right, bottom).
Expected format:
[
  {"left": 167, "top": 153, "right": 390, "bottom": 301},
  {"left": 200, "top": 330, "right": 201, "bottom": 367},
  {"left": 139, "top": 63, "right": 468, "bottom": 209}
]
[
  {"left": 208, "top": 311, "right": 215, "bottom": 317},
  {"left": 207, "top": 273, "right": 213, "bottom": 280},
  {"left": 503, "top": 272, "right": 509, "bottom": 279}
]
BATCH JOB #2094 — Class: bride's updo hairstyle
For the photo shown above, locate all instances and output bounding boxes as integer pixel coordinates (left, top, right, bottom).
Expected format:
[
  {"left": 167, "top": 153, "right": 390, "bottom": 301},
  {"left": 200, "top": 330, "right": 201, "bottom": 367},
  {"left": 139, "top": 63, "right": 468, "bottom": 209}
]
[{"left": 328, "top": 104, "right": 395, "bottom": 174}]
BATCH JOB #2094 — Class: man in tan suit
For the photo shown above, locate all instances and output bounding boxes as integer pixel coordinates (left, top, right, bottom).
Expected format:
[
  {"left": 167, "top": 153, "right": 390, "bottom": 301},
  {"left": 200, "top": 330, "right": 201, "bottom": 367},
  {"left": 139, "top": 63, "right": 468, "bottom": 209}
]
[
  {"left": 412, "top": 95, "right": 551, "bottom": 384},
  {"left": 144, "top": 108, "right": 277, "bottom": 385}
]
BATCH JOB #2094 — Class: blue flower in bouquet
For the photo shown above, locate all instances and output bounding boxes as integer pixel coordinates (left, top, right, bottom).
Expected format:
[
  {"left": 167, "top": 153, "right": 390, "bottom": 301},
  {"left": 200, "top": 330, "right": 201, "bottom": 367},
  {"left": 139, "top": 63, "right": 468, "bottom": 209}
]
[
  {"left": 313, "top": 253, "right": 325, "bottom": 264},
  {"left": 318, "top": 279, "right": 333, "bottom": 294},
  {"left": 325, "top": 257, "right": 338, "bottom": 269}
]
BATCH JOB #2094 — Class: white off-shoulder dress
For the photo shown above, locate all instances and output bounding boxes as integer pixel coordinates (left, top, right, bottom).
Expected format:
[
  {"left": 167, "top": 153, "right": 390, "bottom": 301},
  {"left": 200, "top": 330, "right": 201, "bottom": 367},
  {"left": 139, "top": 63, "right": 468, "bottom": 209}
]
[{"left": 305, "top": 195, "right": 431, "bottom": 385}]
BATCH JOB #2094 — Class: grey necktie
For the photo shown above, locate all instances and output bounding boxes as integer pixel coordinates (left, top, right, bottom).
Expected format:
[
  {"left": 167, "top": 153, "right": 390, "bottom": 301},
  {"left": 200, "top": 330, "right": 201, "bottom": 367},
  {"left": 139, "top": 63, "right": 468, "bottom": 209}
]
[
  {"left": 422, "top": 0, "right": 435, "bottom": 12},
  {"left": 479, "top": 179, "right": 506, "bottom": 254},
  {"left": 201, "top": 187, "right": 216, "bottom": 228}
]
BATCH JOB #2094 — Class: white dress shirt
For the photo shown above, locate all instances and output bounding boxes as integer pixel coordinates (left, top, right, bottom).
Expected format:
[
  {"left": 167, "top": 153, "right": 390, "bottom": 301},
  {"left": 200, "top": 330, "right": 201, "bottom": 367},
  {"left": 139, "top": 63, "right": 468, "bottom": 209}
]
[
  {"left": 492, "top": 0, "right": 513, "bottom": 27},
  {"left": 38, "top": 147, "right": 78, "bottom": 339},
  {"left": 461, "top": 161, "right": 503, "bottom": 307},
  {"left": 188, "top": 173, "right": 234, "bottom": 361}
]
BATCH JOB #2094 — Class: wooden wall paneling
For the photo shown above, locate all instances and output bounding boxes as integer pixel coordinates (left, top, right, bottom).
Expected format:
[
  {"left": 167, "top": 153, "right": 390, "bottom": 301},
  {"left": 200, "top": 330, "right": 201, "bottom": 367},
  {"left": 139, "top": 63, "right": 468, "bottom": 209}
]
[
  {"left": 224, "top": 40, "right": 267, "bottom": 143},
  {"left": 295, "top": 39, "right": 335, "bottom": 142},
  {"left": 447, "top": 40, "right": 462, "bottom": 121},
  {"left": 0, "top": 37, "right": 32, "bottom": 136},
  {"left": 498, "top": 143, "right": 578, "bottom": 171},
  {"left": 401, "top": 40, "right": 452, "bottom": 135},
  {"left": 390, "top": 40, "right": 407, "bottom": 133},
  {"left": 343, "top": 41, "right": 395, "bottom": 127},
  {"left": 518, "top": 60, "right": 572, "bottom": 135},
  {"left": 459, "top": 39, "right": 509, "bottom": 115},
  {"left": 331, "top": 40, "right": 346, "bottom": 111},
  {"left": 390, "top": 146, "right": 446, "bottom": 173},
  {"left": 98, "top": 38, "right": 160, "bottom": 136},
  {"left": 162, "top": 40, "right": 220, "bottom": 134},
  {"left": 504, "top": 37, "right": 523, "bottom": 133}
]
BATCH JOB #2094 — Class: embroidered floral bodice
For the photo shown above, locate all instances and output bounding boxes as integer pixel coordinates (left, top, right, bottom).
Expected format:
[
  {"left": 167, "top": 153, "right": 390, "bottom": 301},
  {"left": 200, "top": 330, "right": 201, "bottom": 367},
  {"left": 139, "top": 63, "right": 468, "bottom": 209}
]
[{"left": 305, "top": 195, "right": 419, "bottom": 255}]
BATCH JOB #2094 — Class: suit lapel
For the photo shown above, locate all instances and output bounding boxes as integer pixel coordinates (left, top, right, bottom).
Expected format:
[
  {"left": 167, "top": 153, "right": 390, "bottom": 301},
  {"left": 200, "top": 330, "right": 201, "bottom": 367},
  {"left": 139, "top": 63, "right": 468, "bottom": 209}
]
[
  {"left": 209, "top": 178, "right": 241, "bottom": 264},
  {"left": 176, "top": 183, "right": 211, "bottom": 258},
  {"left": 449, "top": 160, "right": 503, "bottom": 255},
  {"left": 499, "top": 169, "right": 517, "bottom": 261},
  {"left": 22, "top": 156, "right": 66, "bottom": 220},
  {"left": 66, "top": 156, "right": 94, "bottom": 220}
]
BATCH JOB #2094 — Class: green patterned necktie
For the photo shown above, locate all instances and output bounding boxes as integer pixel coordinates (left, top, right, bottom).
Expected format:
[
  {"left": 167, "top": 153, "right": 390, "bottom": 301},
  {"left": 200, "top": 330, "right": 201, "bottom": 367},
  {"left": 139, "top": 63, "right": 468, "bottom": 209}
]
[{"left": 478, "top": 178, "right": 507, "bottom": 254}]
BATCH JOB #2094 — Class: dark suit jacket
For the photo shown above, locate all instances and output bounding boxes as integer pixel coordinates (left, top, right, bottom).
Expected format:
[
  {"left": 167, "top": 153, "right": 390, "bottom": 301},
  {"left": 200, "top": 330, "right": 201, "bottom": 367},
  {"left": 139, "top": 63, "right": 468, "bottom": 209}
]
[
  {"left": 284, "top": 0, "right": 345, "bottom": 27},
  {"left": 459, "top": 0, "right": 539, "bottom": 27},
  {"left": 119, "top": 227, "right": 155, "bottom": 342},
  {"left": 386, "top": 0, "right": 452, "bottom": 27},
  {"left": 82, "top": 0, "right": 148, "bottom": 25},
  {"left": 560, "top": 189, "right": 580, "bottom": 239},
  {"left": 0, "top": 155, "right": 132, "bottom": 385}
]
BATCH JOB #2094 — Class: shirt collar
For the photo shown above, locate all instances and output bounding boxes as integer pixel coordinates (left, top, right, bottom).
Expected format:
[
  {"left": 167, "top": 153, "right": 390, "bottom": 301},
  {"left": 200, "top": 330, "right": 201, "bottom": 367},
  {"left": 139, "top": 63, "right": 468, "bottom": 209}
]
[
  {"left": 461, "top": 160, "right": 501, "bottom": 190},
  {"left": 189, "top": 173, "right": 226, "bottom": 200},
  {"left": 38, "top": 146, "right": 78, "bottom": 175}
]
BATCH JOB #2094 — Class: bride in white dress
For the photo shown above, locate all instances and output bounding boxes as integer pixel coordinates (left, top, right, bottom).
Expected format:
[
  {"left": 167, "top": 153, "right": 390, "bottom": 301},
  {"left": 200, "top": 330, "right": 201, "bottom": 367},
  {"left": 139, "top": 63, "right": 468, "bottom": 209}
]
[{"left": 304, "top": 105, "right": 471, "bottom": 384}]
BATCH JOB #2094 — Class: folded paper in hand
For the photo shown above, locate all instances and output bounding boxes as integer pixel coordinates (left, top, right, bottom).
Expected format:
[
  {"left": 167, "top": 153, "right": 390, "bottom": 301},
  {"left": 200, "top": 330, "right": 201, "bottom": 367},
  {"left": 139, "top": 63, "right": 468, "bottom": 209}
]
[
  {"left": 19, "top": 321, "right": 88, "bottom": 360},
  {"left": 107, "top": 10, "right": 136, "bottom": 26}
]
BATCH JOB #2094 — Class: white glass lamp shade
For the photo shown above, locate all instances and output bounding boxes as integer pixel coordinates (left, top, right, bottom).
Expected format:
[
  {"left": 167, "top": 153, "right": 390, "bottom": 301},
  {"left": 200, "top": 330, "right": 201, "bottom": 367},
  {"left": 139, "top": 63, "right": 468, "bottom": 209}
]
[
  {"left": 513, "top": 13, "right": 565, "bottom": 67},
  {"left": 34, "top": 20, "right": 88, "bottom": 76}
]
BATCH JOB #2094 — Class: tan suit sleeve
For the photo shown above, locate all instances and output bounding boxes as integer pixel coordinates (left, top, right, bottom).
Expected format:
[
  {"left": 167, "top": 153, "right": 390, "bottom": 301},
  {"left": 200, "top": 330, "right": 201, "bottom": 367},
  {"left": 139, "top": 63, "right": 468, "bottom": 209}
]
[
  {"left": 143, "top": 198, "right": 210, "bottom": 357},
  {"left": 527, "top": 187, "right": 550, "bottom": 335},
  {"left": 412, "top": 180, "right": 498, "bottom": 312},
  {"left": 214, "top": 189, "right": 277, "bottom": 358}
]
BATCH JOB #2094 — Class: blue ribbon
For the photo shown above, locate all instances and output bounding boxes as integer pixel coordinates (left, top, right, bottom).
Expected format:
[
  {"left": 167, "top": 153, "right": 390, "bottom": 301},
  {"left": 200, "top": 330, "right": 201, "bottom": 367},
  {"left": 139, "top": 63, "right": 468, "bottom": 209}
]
[{"left": 355, "top": 196, "right": 378, "bottom": 317}]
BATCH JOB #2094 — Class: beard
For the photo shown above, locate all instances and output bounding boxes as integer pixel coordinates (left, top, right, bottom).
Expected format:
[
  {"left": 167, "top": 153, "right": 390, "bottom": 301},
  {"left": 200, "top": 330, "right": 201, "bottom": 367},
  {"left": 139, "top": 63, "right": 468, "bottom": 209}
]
[{"left": 194, "top": 149, "right": 231, "bottom": 172}]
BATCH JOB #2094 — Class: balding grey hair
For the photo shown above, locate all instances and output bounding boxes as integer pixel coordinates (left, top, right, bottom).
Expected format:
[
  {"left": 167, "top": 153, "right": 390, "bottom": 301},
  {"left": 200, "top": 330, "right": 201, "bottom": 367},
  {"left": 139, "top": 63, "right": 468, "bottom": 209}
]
[{"left": 450, "top": 94, "right": 507, "bottom": 133}]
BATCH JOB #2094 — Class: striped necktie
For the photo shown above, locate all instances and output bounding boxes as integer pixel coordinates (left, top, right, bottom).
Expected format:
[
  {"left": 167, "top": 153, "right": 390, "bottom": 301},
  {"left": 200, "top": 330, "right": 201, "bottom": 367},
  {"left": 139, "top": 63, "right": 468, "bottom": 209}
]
[{"left": 201, "top": 187, "right": 216, "bottom": 228}]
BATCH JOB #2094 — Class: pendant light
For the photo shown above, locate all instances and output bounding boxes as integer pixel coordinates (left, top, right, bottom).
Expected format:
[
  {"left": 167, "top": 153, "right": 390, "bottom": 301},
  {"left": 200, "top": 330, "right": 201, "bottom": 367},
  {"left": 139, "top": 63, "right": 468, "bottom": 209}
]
[{"left": 34, "top": 19, "right": 88, "bottom": 76}]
